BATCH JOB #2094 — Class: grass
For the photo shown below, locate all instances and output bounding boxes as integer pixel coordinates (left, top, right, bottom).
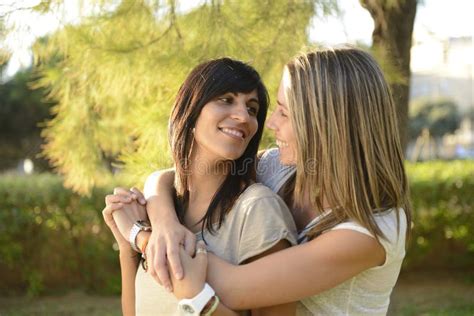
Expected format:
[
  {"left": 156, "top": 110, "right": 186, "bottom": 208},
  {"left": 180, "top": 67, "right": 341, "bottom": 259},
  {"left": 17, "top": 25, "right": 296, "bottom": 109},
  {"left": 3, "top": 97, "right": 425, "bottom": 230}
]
[
  {"left": 387, "top": 270, "right": 474, "bottom": 315},
  {"left": 0, "top": 291, "right": 121, "bottom": 316},
  {"left": 1, "top": 270, "right": 473, "bottom": 315}
]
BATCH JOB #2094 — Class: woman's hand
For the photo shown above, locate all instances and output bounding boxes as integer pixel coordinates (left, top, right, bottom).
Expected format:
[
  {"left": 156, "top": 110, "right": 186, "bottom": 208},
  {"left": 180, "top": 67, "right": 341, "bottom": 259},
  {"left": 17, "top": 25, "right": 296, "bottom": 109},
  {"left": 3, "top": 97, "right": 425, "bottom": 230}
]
[
  {"left": 105, "top": 187, "right": 147, "bottom": 212},
  {"left": 145, "top": 201, "right": 197, "bottom": 292},
  {"left": 170, "top": 241, "right": 208, "bottom": 300},
  {"left": 103, "top": 188, "right": 148, "bottom": 253},
  {"left": 103, "top": 194, "right": 134, "bottom": 255}
]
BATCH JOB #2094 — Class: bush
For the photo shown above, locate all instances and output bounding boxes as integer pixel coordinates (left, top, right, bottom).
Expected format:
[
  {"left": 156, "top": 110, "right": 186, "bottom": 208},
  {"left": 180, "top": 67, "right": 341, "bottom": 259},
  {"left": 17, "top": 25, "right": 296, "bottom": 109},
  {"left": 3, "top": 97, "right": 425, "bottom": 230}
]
[
  {"left": 405, "top": 160, "right": 474, "bottom": 269},
  {"left": 0, "top": 161, "right": 473, "bottom": 295},
  {"left": 0, "top": 173, "right": 120, "bottom": 296}
]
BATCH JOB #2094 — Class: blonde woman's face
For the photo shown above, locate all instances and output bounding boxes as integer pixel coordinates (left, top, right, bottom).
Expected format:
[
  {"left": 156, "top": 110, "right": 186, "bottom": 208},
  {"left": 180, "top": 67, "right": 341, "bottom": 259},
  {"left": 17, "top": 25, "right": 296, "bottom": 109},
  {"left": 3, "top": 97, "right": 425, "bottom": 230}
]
[{"left": 266, "top": 75, "right": 297, "bottom": 165}]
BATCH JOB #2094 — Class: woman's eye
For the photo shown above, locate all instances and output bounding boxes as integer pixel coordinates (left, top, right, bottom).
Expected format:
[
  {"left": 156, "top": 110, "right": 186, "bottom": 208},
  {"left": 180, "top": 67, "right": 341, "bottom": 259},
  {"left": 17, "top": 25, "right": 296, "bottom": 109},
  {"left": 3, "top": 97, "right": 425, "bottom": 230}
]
[
  {"left": 247, "top": 106, "right": 258, "bottom": 116},
  {"left": 279, "top": 109, "right": 288, "bottom": 118},
  {"left": 219, "top": 97, "right": 232, "bottom": 104}
]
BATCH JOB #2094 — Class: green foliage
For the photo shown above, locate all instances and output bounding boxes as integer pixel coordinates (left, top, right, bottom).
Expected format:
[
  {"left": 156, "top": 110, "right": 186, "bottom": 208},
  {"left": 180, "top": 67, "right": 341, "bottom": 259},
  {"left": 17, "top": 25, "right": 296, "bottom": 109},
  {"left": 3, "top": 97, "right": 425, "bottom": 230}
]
[
  {"left": 1, "top": 160, "right": 473, "bottom": 294},
  {"left": 0, "top": 67, "right": 53, "bottom": 171},
  {"left": 30, "top": 0, "right": 336, "bottom": 195},
  {"left": 0, "top": 173, "right": 120, "bottom": 296},
  {"left": 409, "top": 98, "right": 462, "bottom": 140},
  {"left": 405, "top": 160, "right": 474, "bottom": 269}
]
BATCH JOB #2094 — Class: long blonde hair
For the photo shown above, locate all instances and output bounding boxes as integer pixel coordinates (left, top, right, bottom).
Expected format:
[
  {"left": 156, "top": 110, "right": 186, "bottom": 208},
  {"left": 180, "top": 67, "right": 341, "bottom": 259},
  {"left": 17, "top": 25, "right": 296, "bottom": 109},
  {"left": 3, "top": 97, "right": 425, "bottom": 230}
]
[{"left": 284, "top": 46, "right": 411, "bottom": 240}]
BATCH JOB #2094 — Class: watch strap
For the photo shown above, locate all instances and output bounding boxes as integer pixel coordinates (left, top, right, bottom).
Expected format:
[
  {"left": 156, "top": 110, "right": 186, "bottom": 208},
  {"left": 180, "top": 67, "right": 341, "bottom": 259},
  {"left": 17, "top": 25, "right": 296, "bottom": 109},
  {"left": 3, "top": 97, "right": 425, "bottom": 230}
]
[
  {"left": 178, "top": 283, "right": 215, "bottom": 315},
  {"left": 129, "top": 221, "right": 151, "bottom": 253}
]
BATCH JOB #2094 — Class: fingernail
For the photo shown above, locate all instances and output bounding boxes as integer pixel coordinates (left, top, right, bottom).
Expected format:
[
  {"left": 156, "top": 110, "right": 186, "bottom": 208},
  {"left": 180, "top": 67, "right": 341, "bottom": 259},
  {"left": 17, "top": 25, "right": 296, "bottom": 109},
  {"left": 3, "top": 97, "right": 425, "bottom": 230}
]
[
  {"left": 140, "top": 198, "right": 146, "bottom": 204},
  {"left": 175, "top": 272, "right": 183, "bottom": 279},
  {"left": 166, "top": 285, "right": 173, "bottom": 292}
]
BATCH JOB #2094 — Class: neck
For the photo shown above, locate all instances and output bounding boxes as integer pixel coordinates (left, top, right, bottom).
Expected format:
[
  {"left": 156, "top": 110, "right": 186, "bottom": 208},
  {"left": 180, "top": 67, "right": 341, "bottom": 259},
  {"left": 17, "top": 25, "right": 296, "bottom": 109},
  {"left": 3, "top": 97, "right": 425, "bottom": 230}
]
[
  {"left": 291, "top": 188, "right": 331, "bottom": 231},
  {"left": 184, "top": 160, "right": 230, "bottom": 223}
]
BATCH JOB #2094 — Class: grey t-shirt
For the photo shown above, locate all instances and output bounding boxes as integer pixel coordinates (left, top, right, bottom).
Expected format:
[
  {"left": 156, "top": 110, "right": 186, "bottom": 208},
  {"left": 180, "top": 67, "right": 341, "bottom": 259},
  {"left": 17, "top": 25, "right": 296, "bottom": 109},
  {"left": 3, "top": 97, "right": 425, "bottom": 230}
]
[
  {"left": 256, "top": 148, "right": 296, "bottom": 193},
  {"left": 135, "top": 182, "right": 297, "bottom": 316}
]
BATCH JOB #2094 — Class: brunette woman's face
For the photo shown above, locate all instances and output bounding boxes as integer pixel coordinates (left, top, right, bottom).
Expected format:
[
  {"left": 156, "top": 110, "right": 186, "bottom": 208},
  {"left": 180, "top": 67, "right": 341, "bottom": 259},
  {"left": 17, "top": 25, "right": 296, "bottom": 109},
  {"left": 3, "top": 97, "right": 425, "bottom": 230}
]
[
  {"left": 192, "top": 90, "right": 260, "bottom": 165},
  {"left": 266, "top": 75, "right": 297, "bottom": 165}
]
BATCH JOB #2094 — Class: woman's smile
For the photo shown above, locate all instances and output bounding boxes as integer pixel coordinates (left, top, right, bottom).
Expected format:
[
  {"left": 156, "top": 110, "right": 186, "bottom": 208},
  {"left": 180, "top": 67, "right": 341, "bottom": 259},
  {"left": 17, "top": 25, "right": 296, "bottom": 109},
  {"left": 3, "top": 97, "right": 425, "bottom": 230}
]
[{"left": 219, "top": 127, "right": 246, "bottom": 140}]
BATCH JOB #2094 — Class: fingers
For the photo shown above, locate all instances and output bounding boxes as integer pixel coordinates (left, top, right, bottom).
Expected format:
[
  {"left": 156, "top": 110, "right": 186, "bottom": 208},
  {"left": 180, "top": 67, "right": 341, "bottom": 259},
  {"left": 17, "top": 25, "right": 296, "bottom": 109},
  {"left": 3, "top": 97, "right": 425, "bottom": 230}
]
[
  {"left": 194, "top": 241, "right": 208, "bottom": 276},
  {"left": 145, "top": 245, "right": 160, "bottom": 285},
  {"left": 167, "top": 240, "right": 184, "bottom": 281},
  {"left": 130, "top": 187, "right": 147, "bottom": 205},
  {"left": 156, "top": 249, "right": 173, "bottom": 292},
  {"left": 183, "top": 232, "right": 197, "bottom": 257},
  {"left": 148, "top": 239, "right": 174, "bottom": 291},
  {"left": 111, "top": 187, "right": 141, "bottom": 205},
  {"left": 113, "top": 187, "right": 130, "bottom": 195},
  {"left": 195, "top": 241, "right": 208, "bottom": 257},
  {"left": 102, "top": 203, "right": 123, "bottom": 221},
  {"left": 105, "top": 194, "right": 131, "bottom": 206}
]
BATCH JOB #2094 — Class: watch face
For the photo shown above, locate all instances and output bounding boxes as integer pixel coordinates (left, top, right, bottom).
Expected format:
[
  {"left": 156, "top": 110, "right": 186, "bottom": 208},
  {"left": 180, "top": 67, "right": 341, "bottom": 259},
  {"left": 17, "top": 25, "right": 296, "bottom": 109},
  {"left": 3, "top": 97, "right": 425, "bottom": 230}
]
[
  {"left": 136, "top": 220, "right": 151, "bottom": 230},
  {"left": 181, "top": 304, "right": 195, "bottom": 314}
]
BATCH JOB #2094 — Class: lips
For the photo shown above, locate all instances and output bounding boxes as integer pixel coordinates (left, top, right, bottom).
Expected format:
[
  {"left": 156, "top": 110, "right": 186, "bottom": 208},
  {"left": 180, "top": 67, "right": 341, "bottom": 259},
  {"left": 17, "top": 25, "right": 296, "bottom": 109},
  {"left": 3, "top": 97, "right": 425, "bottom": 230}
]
[{"left": 219, "top": 127, "right": 246, "bottom": 139}]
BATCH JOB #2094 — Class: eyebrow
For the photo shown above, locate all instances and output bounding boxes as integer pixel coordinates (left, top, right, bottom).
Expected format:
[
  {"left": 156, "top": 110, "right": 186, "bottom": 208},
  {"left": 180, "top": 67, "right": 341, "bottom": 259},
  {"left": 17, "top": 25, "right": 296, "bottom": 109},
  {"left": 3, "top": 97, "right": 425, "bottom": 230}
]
[
  {"left": 248, "top": 97, "right": 259, "bottom": 105},
  {"left": 276, "top": 99, "right": 287, "bottom": 108},
  {"left": 224, "top": 92, "right": 260, "bottom": 107}
]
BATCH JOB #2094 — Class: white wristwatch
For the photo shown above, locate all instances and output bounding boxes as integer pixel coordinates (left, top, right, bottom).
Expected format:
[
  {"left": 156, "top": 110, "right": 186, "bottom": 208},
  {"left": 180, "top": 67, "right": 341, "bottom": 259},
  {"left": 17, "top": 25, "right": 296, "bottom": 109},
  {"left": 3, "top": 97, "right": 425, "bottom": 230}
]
[
  {"left": 178, "top": 283, "right": 215, "bottom": 316},
  {"left": 129, "top": 220, "right": 151, "bottom": 253}
]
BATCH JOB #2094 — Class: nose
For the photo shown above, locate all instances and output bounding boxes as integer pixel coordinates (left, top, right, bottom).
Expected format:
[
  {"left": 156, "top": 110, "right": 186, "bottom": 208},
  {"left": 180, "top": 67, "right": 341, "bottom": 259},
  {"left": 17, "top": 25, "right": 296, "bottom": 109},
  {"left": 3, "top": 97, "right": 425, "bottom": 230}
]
[
  {"left": 231, "top": 102, "right": 251, "bottom": 122},
  {"left": 266, "top": 110, "right": 277, "bottom": 131}
]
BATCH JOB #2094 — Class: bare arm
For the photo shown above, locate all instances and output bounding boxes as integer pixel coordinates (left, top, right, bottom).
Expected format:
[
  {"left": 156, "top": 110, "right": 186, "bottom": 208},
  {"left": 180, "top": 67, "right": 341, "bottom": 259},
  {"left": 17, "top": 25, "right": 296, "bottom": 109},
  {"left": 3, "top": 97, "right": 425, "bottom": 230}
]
[
  {"left": 118, "top": 253, "right": 140, "bottom": 316},
  {"left": 145, "top": 169, "right": 178, "bottom": 225},
  {"left": 246, "top": 240, "right": 295, "bottom": 316},
  {"left": 207, "top": 229, "right": 385, "bottom": 310},
  {"left": 143, "top": 169, "right": 197, "bottom": 291},
  {"left": 204, "top": 240, "right": 295, "bottom": 316},
  {"left": 169, "top": 240, "right": 295, "bottom": 316},
  {"left": 103, "top": 194, "right": 146, "bottom": 316}
]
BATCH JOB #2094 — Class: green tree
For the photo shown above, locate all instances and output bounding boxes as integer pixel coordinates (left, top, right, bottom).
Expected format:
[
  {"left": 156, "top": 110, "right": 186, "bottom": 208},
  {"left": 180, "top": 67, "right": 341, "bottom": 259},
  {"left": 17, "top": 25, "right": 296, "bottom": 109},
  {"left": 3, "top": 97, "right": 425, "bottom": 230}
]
[
  {"left": 29, "top": 0, "right": 336, "bottom": 194},
  {"left": 0, "top": 67, "right": 52, "bottom": 171},
  {"left": 409, "top": 99, "right": 461, "bottom": 140},
  {"left": 360, "top": 0, "right": 418, "bottom": 151}
]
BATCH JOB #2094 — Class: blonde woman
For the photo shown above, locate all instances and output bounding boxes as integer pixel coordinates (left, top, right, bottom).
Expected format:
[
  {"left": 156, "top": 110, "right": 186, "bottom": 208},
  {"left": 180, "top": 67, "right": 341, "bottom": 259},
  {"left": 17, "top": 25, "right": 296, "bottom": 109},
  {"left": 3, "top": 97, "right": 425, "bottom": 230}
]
[{"left": 113, "top": 46, "right": 411, "bottom": 315}]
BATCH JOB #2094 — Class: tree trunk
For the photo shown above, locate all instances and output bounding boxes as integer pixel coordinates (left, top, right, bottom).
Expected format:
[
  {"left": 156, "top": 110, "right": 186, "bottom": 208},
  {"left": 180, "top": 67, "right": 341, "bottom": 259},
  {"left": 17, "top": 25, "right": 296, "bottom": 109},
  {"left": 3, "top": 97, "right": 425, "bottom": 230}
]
[{"left": 360, "top": 0, "right": 417, "bottom": 151}]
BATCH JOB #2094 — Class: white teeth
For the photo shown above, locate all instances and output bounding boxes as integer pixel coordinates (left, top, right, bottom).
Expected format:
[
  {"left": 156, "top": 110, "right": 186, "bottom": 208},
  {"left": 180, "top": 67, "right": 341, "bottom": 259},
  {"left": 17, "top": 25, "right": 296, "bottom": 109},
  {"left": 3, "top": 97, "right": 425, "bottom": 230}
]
[
  {"left": 276, "top": 140, "right": 288, "bottom": 148},
  {"left": 221, "top": 128, "right": 244, "bottom": 138}
]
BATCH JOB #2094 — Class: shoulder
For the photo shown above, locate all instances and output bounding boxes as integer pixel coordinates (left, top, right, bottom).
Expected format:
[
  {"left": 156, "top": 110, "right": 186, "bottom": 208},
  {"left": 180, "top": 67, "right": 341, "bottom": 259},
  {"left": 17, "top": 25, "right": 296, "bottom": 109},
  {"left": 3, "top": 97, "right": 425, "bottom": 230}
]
[
  {"left": 238, "top": 183, "right": 286, "bottom": 208},
  {"left": 331, "top": 209, "right": 407, "bottom": 241},
  {"left": 330, "top": 208, "right": 408, "bottom": 264},
  {"left": 232, "top": 184, "right": 298, "bottom": 261},
  {"left": 257, "top": 148, "right": 281, "bottom": 171},
  {"left": 256, "top": 148, "right": 296, "bottom": 191},
  {"left": 143, "top": 171, "right": 161, "bottom": 199},
  {"left": 234, "top": 183, "right": 294, "bottom": 221}
]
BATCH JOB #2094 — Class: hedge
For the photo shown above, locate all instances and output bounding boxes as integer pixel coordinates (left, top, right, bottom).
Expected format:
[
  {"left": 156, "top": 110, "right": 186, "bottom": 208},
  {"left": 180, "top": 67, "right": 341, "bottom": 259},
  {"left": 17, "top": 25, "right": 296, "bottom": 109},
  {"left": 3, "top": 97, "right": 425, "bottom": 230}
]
[
  {"left": 405, "top": 161, "right": 474, "bottom": 269},
  {"left": 0, "top": 160, "right": 473, "bottom": 295},
  {"left": 0, "top": 174, "right": 119, "bottom": 296}
]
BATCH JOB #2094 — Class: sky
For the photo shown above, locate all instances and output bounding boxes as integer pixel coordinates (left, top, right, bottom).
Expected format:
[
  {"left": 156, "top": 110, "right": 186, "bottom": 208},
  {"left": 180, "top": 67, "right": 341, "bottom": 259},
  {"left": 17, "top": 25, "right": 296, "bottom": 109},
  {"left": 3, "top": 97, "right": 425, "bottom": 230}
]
[{"left": 1, "top": 0, "right": 473, "bottom": 77}]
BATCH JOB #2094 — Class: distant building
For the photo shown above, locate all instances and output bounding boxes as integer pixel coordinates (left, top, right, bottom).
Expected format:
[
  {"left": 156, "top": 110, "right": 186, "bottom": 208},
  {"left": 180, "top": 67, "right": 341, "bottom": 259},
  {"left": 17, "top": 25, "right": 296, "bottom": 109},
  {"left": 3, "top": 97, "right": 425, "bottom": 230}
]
[
  {"left": 408, "top": 34, "right": 473, "bottom": 160},
  {"left": 410, "top": 34, "right": 473, "bottom": 112}
]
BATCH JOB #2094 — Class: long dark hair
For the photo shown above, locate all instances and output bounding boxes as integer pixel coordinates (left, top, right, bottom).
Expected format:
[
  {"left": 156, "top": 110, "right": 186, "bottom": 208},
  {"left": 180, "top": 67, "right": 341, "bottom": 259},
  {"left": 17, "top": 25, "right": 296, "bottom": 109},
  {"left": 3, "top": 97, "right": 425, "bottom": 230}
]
[{"left": 169, "top": 58, "right": 269, "bottom": 233}]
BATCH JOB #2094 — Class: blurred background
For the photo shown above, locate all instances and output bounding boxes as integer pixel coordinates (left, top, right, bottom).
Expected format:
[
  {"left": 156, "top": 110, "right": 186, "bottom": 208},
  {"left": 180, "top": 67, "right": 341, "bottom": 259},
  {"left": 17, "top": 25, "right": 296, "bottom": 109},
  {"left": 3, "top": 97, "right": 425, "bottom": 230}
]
[{"left": 0, "top": 0, "right": 473, "bottom": 315}]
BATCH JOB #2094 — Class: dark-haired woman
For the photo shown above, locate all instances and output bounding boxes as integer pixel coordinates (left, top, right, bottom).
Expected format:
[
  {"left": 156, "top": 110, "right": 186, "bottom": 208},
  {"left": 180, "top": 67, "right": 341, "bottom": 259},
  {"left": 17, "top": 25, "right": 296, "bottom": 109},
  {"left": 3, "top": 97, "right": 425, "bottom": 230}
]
[{"left": 102, "top": 58, "right": 297, "bottom": 315}]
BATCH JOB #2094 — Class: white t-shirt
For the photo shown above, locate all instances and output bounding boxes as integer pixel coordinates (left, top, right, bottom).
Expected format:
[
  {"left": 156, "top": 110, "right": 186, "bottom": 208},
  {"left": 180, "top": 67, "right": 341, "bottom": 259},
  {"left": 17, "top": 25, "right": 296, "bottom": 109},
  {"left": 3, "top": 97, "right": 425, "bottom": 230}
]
[{"left": 257, "top": 148, "right": 408, "bottom": 315}]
